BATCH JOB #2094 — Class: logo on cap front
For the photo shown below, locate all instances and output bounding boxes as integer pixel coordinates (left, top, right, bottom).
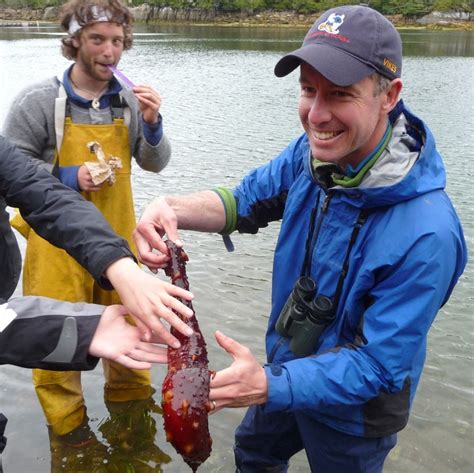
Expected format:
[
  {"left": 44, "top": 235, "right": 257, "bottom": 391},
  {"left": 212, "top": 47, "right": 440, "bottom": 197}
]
[{"left": 318, "top": 13, "right": 345, "bottom": 35}]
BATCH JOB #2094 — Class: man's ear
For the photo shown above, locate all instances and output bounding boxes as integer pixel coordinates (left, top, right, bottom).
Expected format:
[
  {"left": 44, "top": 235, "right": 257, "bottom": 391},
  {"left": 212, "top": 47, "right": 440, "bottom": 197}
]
[
  {"left": 384, "top": 79, "right": 403, "bottom": 113},
  {"left": 71, "top": 34, "right": 81, "bottom": 49}
]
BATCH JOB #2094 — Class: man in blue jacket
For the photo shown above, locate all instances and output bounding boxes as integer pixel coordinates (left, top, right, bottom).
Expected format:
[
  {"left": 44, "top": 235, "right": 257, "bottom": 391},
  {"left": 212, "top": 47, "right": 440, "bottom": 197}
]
[{"left": 133, "top": 5, "right": 467, "bottom": 473}]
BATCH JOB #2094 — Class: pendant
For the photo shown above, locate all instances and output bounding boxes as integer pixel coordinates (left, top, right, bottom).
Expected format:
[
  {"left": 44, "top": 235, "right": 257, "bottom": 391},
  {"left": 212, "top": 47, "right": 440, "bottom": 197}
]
[{"left": 91, "top": 97, "right": 100, "bottom": 111}]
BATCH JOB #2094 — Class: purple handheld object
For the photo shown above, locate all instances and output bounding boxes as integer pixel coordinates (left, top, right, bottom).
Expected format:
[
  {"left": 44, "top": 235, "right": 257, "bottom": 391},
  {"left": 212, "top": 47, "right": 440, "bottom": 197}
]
[{"left": 107, "top": 64, "right": 136, "bottom": 88}]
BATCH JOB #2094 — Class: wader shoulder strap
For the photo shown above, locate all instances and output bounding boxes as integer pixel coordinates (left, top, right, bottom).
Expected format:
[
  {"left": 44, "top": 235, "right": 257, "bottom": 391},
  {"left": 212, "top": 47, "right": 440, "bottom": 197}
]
[
  {"left": 123, "top": 102, "right": 131, "bottom": 127},
  {"left": 54, "top": 89, "right": 131, "bottom": 157},
  {"left": 54, "top": 84, "right": 68, "bottom": 156},
  {"left": 114, "top": 93, "right": 131, "bottom": 126},
  {"left": 62, "top": 92, "right": 131, "bottom": 125}
]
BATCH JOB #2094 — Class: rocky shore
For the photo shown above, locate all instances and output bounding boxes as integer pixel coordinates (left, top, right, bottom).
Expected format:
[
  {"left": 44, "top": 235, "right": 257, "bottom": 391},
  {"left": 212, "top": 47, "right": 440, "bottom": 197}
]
[{"left": 0, "top": 5, "right": 472, "bottom": 30}]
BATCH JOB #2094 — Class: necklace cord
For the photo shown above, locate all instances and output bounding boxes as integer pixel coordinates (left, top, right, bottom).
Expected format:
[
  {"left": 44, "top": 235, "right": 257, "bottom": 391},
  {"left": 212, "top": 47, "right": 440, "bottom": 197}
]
[{"left": 70, "top": 76, "right": 109, "bottom": 99}]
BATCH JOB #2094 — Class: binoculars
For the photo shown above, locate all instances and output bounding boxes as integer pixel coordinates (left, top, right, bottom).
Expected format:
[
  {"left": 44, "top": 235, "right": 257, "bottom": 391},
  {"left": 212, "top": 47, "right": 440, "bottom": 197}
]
[{"left": 275, "top": 276, "right": 335, "bottom": 357}]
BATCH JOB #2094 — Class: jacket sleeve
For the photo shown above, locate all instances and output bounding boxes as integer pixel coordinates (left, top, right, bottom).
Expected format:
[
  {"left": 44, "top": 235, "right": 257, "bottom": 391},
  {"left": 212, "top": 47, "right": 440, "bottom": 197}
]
[
  {"left": 2, "top": 78, "right": 59, "bottom": 171},
  {"left": 230, "top": 135, "right": 307, "bottom": 234},
  {"left": 0, "top": 136, "right": 135, "bottom": 287},
  {"left": 0, "top": 296, "right": 102, "bottom": 370},
  {"left": 264, "top": 204, "right": 467, "bottom": 413},
  {"left": 134, "top": 127, "right": 171, "bottom": 173}
]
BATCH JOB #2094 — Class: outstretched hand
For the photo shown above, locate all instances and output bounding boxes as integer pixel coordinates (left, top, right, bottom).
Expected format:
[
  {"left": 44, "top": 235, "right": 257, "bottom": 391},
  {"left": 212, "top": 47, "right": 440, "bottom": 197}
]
[
  {"left": 209, "top": 331, "right": 268, "bottom": 412},
  {"left": 105, "top": 258, "right": 194, "bottom": 348},
  {"left": 88, "top": 305, "right": 168, "bottom": 370}
]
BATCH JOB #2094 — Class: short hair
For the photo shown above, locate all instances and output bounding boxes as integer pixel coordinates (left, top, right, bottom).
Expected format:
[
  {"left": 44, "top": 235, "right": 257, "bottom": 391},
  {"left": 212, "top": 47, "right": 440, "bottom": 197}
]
[
  {"left": 59, "top": 0, "right": 134, "bottom": 60},
  {"left": 371, "top": 72, "right": 393, "bottom": 96}
]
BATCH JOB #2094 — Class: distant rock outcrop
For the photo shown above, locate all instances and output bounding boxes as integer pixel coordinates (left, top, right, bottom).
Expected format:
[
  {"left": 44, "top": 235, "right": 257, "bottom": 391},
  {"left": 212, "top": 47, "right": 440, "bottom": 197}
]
[
  {"left": 0, "top": 4, "right": 471, "bottom": 28},
  {"left": 416, "top": 11, "right": 471, "bottom": 25}
]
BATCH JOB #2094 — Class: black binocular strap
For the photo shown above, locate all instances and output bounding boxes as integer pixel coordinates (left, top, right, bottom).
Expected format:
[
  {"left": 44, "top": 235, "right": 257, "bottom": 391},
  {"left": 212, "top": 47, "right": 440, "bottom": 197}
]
[
  {"left": 301, "top": 200, "right": 368, "bottom": 314},
  {"left": 301, "top": 193, "right": 322, "bottom": 277},
  {"left": 332, "top": 210, "right": 368, "bottom": 312}
]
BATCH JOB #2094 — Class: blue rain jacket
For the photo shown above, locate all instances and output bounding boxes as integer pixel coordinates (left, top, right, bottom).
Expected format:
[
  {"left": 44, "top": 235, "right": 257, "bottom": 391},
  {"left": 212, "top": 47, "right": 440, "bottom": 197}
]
[{"left": 227, "top": 104, "right": 467, "bottom": 437}]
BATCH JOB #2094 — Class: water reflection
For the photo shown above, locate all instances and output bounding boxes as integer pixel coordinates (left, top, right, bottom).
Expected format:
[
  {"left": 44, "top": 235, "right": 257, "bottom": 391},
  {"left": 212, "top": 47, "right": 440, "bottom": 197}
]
[
  {"left": 401, "top": 29, "right": 474, "bottom": 56},
  {"left": 49, "top": 394, "right": 171, "bottom": 472},
  {"left": 0, "top": 24, "right": 473, "bottom": 56}
]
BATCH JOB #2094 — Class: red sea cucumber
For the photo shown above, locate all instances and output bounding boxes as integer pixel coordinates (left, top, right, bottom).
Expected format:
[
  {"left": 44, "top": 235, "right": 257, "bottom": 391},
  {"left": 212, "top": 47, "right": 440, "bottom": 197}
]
[{"left": 161, "top": 240, "right": 212, "bottom": 472}]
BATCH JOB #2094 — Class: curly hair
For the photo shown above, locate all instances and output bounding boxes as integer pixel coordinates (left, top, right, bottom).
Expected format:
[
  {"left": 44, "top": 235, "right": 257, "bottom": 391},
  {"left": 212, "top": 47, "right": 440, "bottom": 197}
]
[{"left": 59, "top": 0, "right": 134, "bottom": 60}]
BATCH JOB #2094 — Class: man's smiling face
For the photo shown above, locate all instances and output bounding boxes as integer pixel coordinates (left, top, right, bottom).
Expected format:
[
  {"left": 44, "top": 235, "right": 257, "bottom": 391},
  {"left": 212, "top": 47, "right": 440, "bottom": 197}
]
[{"left": 298, "top": 63, "right": 392, "bottom": 170}]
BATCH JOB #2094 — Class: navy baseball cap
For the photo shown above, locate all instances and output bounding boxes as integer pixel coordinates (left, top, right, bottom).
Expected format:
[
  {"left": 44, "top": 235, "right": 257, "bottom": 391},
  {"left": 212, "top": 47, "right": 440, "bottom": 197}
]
[{"left": 274, "top": 5, "right": 402, "bottom": 86}]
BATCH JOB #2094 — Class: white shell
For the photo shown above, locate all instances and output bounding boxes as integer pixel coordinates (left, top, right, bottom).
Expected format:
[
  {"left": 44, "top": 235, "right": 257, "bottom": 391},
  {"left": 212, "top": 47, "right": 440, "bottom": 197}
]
[{"left": 85, "top": 141, "right": 123, "bottom": 186}]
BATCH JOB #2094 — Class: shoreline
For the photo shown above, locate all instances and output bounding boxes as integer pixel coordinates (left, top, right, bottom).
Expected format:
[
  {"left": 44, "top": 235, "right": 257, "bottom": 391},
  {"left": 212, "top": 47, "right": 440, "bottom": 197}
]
[
  {"left": 1, "top": 20, "right": 472, "bottom": 32},
  {"left": 0, "top": 7, "right": 472, "bottom": 31}
]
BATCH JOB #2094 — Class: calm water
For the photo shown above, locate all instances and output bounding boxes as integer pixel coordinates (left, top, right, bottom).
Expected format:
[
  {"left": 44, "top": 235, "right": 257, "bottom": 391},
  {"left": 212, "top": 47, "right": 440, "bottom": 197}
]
[{"left": 0, "top": 24, "right": 473, "bottom": 473}]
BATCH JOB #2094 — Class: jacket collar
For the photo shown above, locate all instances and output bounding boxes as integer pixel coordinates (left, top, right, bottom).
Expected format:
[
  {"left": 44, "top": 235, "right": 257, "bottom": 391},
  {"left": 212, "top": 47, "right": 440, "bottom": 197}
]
[{"left": 305, "top": 102, "right": 446, "bottom": 209}]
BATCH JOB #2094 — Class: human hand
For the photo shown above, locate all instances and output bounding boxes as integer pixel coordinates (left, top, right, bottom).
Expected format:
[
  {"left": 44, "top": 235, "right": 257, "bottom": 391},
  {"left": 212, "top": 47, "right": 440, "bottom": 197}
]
[
  {"left": 133, "top": 196, "right": 183, "bottom": 271},
  {"left": 77, "top": 164, "right": 103, "bottom": 192},
  {"left": 89, "top": 305, "right": 168, "bottom": 369},
  {"left": 209, "top": 331, "right": 268, "bottom": 412},
  {"left": 105, "top": 257, "right": 194, "bottom": 348},
  {"left": 133, "top": 84, "right": 162, "bottom": 125}
]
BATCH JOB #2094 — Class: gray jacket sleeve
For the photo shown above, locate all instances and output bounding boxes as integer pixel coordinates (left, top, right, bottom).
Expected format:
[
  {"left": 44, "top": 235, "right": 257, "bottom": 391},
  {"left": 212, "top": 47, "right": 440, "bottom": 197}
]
[
  {"left": 114, "top": 87, "right": 172, "bottom": 173},
  {"left": 0, "top": 296, "right": 102, "bottom": 370},
  {"left": 2, "top": 77, "right": 172, "bottom": 174},
  {"left": 2, "top": 77, "right": 59, "bottom": 171}
]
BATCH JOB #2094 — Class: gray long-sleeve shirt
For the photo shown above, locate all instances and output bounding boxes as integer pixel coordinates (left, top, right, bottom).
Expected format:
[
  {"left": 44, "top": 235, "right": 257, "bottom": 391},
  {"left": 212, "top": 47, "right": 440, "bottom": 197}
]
[{"left": 2, "top": 74, "right": 171, "bottom": 174}]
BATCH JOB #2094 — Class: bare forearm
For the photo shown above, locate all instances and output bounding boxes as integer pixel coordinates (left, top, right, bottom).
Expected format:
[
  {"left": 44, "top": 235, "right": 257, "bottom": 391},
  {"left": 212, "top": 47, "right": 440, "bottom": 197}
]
[
  {"left": 163, "top": 191, "right": 226, "bottom": 233},
  {"left": 134, "top": 191, "right": 227, "bottom": 272}
]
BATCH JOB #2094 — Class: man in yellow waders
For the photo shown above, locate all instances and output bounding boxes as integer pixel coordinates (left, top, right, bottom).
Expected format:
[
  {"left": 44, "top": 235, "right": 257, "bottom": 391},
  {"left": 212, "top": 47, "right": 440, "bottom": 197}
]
[{"left": 3, "top": 0, "right": 174, "bottom": 436}]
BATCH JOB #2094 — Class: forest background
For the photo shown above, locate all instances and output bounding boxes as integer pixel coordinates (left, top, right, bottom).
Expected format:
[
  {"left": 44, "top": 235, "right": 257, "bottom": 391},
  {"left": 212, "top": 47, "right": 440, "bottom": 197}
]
[{"left": 0, "top": 0, "right": 472, "bottom": 28}]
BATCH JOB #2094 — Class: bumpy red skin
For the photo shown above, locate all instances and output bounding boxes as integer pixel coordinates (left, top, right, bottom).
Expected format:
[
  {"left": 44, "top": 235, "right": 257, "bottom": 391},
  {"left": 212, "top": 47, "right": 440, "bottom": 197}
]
[{"left": 161, "top": 240, "right": 212, "bottom": 472}]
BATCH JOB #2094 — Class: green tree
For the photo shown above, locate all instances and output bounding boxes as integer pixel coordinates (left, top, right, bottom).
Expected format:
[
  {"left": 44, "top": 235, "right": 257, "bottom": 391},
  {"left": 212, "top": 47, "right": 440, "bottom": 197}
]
[{"left": 434, "top": 0, "right": 473, "bottom": 12}]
